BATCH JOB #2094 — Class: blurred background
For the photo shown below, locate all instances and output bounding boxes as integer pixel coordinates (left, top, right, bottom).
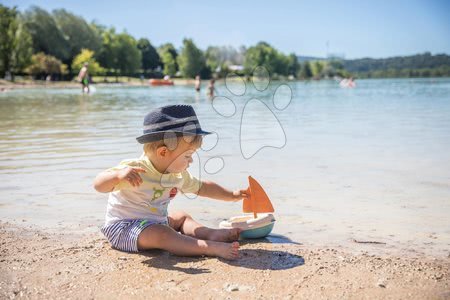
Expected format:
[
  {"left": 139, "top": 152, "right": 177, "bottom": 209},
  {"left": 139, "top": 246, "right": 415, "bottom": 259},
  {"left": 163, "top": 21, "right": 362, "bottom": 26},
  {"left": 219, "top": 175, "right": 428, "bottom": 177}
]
[{"left": 1, "top": 0, "right": 449, "bottom": 82}]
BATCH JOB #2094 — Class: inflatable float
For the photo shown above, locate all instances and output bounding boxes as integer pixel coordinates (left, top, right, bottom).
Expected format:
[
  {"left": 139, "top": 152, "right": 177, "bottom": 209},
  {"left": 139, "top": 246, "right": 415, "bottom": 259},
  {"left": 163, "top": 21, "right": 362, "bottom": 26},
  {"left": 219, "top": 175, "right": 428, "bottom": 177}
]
[
  {"left": 149, "top": 79, "right": 174, "bottom": 86},
  {"left": 219, "top": 176, "right": 276, "bottom": 239},
  {"left": 339, "top": 78, "right": 356, "bottom": 88}
]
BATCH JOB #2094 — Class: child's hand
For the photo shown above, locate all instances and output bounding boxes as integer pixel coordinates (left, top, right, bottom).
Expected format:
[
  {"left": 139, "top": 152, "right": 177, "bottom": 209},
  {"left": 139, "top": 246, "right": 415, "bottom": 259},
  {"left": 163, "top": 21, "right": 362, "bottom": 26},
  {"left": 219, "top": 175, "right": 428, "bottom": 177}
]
[
  {"left": 117, "top": 167, "right": 146, "bottom": 187},
  {"left": 231, "top": 189, "right": 248, "bottom": 202}
]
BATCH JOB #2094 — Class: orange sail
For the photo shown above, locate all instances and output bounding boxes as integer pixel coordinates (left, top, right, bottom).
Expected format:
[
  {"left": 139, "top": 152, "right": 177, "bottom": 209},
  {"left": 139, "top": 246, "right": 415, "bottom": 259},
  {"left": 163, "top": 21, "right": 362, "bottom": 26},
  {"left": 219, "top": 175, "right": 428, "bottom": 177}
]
[{"left": 243, "top": 176, "right": 274, "bottom": 218}]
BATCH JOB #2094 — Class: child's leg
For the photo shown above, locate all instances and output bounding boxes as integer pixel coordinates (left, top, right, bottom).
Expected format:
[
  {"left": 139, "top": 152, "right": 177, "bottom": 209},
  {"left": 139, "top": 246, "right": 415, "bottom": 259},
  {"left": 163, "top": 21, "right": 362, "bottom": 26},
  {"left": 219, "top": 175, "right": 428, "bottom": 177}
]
[
  {"left": 168, "top": 211, "right": 241, "bottom": 242},
  {"left": 137, "top": 224, "right": 239, "bottom": 260}
]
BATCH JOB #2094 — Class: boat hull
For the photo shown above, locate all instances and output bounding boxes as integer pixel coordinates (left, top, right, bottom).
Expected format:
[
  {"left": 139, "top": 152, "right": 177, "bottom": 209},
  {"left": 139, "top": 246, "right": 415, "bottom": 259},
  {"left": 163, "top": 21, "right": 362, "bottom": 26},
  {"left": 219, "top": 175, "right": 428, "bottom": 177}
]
[
  {"left": 219, "top": 213, "right": 275, "bottom": 239},
  {"left": 149, "top": 79, "right": 174, "bottom": 86}
]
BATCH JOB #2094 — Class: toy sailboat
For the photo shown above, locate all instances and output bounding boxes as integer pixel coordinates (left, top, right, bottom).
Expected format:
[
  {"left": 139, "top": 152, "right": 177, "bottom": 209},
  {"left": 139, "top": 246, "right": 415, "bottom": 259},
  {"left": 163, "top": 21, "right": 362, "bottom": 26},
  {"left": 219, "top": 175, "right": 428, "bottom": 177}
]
[{"left": 219, "top": 176, "right": 276, "bottom": 239}]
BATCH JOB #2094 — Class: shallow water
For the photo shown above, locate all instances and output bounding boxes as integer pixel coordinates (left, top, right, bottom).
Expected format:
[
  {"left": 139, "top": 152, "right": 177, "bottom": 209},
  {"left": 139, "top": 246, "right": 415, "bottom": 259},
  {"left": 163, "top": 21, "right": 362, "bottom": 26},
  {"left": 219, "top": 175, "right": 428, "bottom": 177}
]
[{"left": 1, "top": 78, "right": 449, "bottom": 256}]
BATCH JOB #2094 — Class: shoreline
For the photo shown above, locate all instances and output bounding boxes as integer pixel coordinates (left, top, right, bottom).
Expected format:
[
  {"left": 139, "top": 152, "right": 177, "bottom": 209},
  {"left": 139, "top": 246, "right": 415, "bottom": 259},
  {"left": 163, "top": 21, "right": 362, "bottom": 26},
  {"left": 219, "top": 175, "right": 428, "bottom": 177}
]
[
  {"left": 0, "top": 80, "right": 148, "bottom": 90},
  {"left": 2, "top": 77, "right": 448, "bottom": 91},
  {"left": 1, "top": 222, "right": 448, "bottom": 299},
  {"left": 0, "top": 78, "right": 196, "bottom": 90}
]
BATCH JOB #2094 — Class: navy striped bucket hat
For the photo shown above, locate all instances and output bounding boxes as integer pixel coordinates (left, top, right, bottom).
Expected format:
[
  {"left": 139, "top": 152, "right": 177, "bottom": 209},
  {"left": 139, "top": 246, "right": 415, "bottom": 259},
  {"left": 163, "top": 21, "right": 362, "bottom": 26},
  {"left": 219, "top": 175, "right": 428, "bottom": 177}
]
[{"left": 136, "top": 104, "right": 211, "bottom": 144}]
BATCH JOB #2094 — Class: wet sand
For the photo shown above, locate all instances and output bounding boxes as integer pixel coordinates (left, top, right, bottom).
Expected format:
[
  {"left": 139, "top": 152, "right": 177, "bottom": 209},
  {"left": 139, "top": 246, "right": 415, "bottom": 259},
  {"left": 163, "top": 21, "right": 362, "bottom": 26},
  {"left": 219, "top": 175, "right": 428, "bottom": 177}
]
[{"left": 1, "top": 222, "right": 448, "bottom": 299}]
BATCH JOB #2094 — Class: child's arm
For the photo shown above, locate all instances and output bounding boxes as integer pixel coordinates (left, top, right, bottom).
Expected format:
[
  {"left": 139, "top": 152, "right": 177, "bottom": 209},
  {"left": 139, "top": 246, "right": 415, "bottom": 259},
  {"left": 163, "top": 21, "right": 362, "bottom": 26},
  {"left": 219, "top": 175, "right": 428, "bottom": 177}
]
[
  {"left": 94, "top": 167, "right": 146, "bottom": 193},
  {"left": 197, "top": 180, "right": 247, "bottom": 202}
]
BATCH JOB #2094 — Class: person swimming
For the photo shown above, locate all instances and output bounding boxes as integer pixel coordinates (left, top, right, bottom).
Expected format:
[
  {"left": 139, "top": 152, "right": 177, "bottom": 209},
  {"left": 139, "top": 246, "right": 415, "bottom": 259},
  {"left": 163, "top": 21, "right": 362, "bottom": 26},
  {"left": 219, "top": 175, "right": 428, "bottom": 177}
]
[{"left": 340, "top": 77, "right": 356, "bottom": 88}]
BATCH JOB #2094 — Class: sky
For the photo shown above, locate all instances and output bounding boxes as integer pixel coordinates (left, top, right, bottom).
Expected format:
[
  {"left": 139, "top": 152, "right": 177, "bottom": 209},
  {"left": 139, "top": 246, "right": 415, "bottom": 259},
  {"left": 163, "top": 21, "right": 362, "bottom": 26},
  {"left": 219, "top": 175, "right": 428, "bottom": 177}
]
[{"left": 3, "top": 0, "right": 450, "bottom": 59}]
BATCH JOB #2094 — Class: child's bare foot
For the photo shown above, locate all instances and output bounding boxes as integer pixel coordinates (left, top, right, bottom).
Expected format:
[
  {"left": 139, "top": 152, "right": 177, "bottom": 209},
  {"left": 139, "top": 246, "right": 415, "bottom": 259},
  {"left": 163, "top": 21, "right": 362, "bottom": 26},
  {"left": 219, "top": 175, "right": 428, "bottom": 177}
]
[
  {"left": 207, "top": 241, "right": 239, "bottom": 260},
  {"left": 208, "top": 228, "right": 241, "bottom": 242}
]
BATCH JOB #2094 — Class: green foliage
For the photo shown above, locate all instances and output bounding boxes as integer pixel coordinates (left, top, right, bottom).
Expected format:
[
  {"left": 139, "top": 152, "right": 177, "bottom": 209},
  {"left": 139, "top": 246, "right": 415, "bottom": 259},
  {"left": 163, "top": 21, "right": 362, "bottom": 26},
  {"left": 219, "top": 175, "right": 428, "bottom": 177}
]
[
  {"left": 26, "top": 52, "right": 66, "bottom": 76},
  {"left": 22, "top": 6, "right": 70, "bottom": 62},
  {"left": 205, "top": 46, "right": 222, "bottom": 73},
  {"left": 158, "top": 43, "right": 178, "bottom": 76},
  {"left": 243, "top": 42, "right": 289, "bottom": 76},
  {"left": 244, "top": 42, "right": 273, "bottom": 72},
  {"left": 94, "top": 28, "right": 141, "bottom": 76},
  {"left": 343, "top": 53, "right": 450, "bottom": 78},
  {"left": 0, "top": 5, "right": 17, "bottom": 76},
  {"left": 160, "top": 51, "right": 177, "bottom": 76},
  {"left": 95, "top": 26, "right": 116, "bottom": 71},
  {"left": 310, "top": 61, "right": 325, "bottom": 78},
  {"left": 137, "top": 38, "right": 160, "bottom": 72},
  {"left": 286, "top": 53, "right": 300, "bottom": 77},
  {"left": 4, "top": 4, "right": 449, "bottom": 80},
  {"left": 302, "top": 60, "right": 350, "bottom": 79},
  {"left": 71, "top": 49, "right": 104, "bottom": 75},
  {"left": 177, "top": 38, "right": 206, "bottom": 78},
  {"left": 114, "top": 32, "right": 141, "bottom": 75},
  {"left": 52, "top": 9, "right": 101, "bottom": 66},
  {"left": 12, "top": 20, "right": 33, "bottom": 75},
  {"left": 298, "top": 61, "right": 313, "bottom": 79},
  {"left": 0, "top": 5, "right": 33, "bottom": 79}
]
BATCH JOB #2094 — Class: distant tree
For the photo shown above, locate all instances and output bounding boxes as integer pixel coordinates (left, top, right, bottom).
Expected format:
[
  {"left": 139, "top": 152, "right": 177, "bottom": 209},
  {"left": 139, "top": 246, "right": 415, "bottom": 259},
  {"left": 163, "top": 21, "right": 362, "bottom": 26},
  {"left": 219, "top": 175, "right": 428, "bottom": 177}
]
[
  {"left": 343, "top": 52, "right": 450, "bottom": 78},
  {"left": 114, "top": 32, "right": 141, "bottom": 77},
  {"left": 95, "top": 26, "right": 117, "bottom": 72},
  {"left": 159, "top": 43, "right": 178, "bottom": 61},
  {"left": 244, "top": 41, "right": 288, "bottom": 76},
  {"left": 71, "top": 49, "right": 104, "bottom": 75},
  {"left": 199, "top": 64, "right": 212, "bottom": 79},
  {"left": 22, "top": 6, "right": 70, "bottom": 62},
  {"left": 94, "top": 28, "right": 141, "bottom": 79},
  {"left": 158, "top": 43, "right": 178, "bottom": 76},
  {"left": 325, "top": 60, "right": 350, "bottom": 78},
  {"left": 276, "top": 52, "right": 289, "bottom": 76},
  {"left": 0, "top": 5, "right": 33, "bottom": 80},
  {"left": 328, "top": 60, "right": 344, "bottom": 70},
  {"left": 298, "top": 61, "right": 313, "bottom": 79},
  {"left": 311, "top": 61, "right": 325, "bottom": 78},
  {"left": 52, "top": 9, "right": 101, "bottom": 69},
  {"left": 11, "top": 20, "right": 33, "bottom": 77},
  {"left": 26, "top": 52, "right": 67, "bottom": 78},
  {"left": 177, "top": 38, "right": 206, "bottom": 78},
  {"left": 205, "top": 46, "right": 222, "bottom": 73},
  {"left": 286, "top": 53, "right": 300, "bottom": 77},
  {"left": 160, "top": 51, "right": 177, "bottom": 76},
  {"left": 137, "top": 38, "right": 160, "bottom": 73}
]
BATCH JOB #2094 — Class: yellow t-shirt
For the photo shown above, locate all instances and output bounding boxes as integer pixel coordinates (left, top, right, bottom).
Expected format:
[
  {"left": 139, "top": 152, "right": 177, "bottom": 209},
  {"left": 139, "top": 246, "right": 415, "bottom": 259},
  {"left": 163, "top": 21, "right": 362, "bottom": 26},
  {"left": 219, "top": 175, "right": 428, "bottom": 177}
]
[{"left": 104, "top": 154, "right": 202, "bottom": 225}]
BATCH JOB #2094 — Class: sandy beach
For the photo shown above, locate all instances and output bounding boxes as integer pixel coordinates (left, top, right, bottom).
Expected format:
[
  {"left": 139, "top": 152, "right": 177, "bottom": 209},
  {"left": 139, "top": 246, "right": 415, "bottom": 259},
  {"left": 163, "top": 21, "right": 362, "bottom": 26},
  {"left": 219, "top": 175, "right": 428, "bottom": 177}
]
[{"left": 1, "top": 222, "right": 448, "bottom": 299}]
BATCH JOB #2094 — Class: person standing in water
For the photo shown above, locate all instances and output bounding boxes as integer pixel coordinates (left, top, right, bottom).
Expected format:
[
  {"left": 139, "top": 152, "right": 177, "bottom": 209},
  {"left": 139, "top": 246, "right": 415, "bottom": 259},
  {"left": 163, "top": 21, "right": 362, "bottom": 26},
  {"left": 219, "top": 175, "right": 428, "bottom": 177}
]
[
  {"left": 207, "top": 79, "right": 216, "bottom": 98},
  {"left": 77, "top": 62, "right": 90, "bottom": 93},
  {"left": 194, "top": 75, "right": 201, "bottom": 92}
]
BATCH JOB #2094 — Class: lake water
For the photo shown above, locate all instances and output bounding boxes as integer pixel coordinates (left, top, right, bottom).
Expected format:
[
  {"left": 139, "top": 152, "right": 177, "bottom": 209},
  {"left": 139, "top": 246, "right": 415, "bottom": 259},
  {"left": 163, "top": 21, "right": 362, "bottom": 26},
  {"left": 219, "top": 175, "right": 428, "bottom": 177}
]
[{"left": 1, "top": 78, "right": 449, "bottom": 257}]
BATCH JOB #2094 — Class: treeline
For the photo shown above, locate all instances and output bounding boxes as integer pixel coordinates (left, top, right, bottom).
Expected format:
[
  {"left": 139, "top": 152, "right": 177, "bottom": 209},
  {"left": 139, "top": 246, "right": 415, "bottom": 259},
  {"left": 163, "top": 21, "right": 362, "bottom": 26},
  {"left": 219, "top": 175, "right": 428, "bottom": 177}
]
[
  {"left": 342, "top": 53, "right": 450, "bottom": 78},
  {"left": 1, "top": 5, "right": 449, "bottom": 81},
  {"left": 0, "top": 5, "right": 347, "bottom": 81}
]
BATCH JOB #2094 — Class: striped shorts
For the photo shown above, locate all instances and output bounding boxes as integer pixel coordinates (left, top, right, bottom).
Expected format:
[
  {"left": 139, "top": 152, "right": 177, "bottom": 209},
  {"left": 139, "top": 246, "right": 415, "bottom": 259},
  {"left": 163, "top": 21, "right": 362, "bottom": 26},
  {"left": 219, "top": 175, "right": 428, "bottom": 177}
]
[{"left": 101, "top": 219, "right": 167, "bottom": 252}]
